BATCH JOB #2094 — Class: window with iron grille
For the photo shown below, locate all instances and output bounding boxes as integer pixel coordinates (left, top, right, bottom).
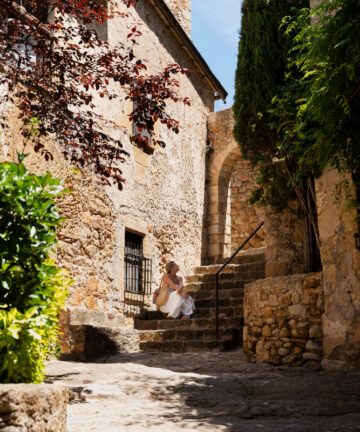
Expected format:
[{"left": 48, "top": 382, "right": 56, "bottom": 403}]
[{"left": 124, "top": 231, "right": 152, "bottom": 295}]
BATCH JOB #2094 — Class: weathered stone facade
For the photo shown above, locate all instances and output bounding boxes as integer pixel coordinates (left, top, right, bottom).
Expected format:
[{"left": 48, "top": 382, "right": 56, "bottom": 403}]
[
  {"left": 163, "top": 0, "right": 191, "bottom": 36},
  {"left": 1, "top": 0, "right": 221, "bottom": 357},
  {"left": 263, "top": 204, "right": 305, "bottom": 278},
  {"left": 230, "top": 162, "right": 264, "bottom": 251},
  {"left": 316, "top": 168, "right": 360, "bottom": 371},
  {"left": 0, "top": 384, "right": 68, "bottom": 431},
  {"left": 206, "top": 108, "right": 266, "bottom": 263},
  {"left": 243, "top": 273, "right": 323, "bottom": 368},
  {"left": 206, "top": 107, "right": 304, "bottom": 272}
]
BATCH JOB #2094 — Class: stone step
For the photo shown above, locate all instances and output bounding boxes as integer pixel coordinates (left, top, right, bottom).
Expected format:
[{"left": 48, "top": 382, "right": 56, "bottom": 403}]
[
  {"left": 187, "top": 287, "right": 244, "bottom": 301},
  {"left": 141, "top": 305, "right": 243, "bottom": 321},
  {"left": 139, "top": 327, "right": 240, "bottom": 343},
  {"left": 134, "top": 316, "right": 242, "bottom": 331},
  {"left": 185, "top": 270, "right": 265, "bottom": 284},
  {"left": 195, "top": 298, "right": 242, "bottom": 309},
  {"left": 139, "top": 338, "right": 239, "bottom": 352},
  {"left": 193, "top": 260, "right": 265, "bottom": 275},
  {"left": 196, "top": 306, "right": 243, "bottom": 319},
  {"left": 184, "top": 280, "right": 249, "bottom": 292},
  {"left": 217, "top": 248, "right": 266, "bottom": 264}
]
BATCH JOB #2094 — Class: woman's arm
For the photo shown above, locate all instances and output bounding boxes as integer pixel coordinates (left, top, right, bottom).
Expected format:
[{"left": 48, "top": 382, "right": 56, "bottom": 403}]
[{"left": 164, "top": 274, "right": 182, "bottom": 291}]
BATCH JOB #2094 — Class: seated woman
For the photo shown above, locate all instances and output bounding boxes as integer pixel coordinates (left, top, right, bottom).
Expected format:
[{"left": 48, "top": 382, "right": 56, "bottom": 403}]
[{"left": 157, "top": 261, "right": 195, "bottom": 319}]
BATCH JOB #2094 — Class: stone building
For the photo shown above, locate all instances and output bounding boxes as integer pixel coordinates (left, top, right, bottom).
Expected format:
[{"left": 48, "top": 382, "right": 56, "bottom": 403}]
[
  {"left": 2, "top": 0, "right": 360, "bottom": 371},
  {"left": 1, "top": 0, "right": 226, "bottom": 354}
]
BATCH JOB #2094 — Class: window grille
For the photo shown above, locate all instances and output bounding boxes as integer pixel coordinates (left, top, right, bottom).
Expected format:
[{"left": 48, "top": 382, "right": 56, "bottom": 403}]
[
  {"left": 124, "top": 231, "right": 152, "bottom": 296},
  {"left": 124, "top": 254, "right": 152, "bottom": 295}
]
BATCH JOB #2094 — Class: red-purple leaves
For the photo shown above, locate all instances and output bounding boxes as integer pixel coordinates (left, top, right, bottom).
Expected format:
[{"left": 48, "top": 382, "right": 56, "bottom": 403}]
[{"left": 0, "top": 0, "right": 190, "bottom": 190}]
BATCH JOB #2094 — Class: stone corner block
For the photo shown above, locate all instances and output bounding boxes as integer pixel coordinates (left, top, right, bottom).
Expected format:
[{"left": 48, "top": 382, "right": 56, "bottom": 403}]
[{"left": 0, "top": 384, "right": 68, "bottom": 432}]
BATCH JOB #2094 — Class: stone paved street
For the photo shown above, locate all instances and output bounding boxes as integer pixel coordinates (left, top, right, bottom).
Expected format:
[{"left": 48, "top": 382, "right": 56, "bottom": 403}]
[{"left": 46, "top": 349, "right": 360, "bottom": 432}]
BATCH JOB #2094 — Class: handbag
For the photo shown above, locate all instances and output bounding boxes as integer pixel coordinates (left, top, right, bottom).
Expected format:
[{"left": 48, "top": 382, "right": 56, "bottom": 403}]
[{"left": 156, "top": 276, "right": 172, "bottom": 308}]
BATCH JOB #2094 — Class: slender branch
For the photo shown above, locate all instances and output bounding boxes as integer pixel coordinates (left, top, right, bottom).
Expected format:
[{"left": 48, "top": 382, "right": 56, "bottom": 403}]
[{"left": 0, "top": 0, "right": 51, "bottom": 35}]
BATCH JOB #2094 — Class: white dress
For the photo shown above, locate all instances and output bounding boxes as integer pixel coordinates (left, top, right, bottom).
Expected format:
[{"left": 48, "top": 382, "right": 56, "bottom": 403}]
[{"left": 160, "top": 284, "right": 195, "bottom": 319}]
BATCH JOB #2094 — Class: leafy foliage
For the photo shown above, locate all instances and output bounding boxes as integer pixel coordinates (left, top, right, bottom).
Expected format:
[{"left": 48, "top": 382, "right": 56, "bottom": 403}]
[
  {"left": 235, "top": 0, "right": 360, "bottom": 209},
  {"left": 0, "top": 157, "right": 71, "bottom": 383},
  {"left": 0, "top": 0, "right": 190, "bottom": 189},
  {"left": 234, "top": 0, "right": 322, "bottom": 261},
  {"left": 293, "top": 0, "right": 360, "bottom": 182}
]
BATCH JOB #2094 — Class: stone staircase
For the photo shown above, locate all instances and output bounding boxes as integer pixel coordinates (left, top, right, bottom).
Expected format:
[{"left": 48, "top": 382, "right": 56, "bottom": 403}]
[{"left": 134, "top": 250, "right": 266, "bottom": 352}]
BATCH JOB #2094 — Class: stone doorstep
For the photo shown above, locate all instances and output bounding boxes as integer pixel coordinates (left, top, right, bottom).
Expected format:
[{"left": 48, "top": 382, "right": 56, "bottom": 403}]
[
  {"left": 139, "top": 327, "right": 238, "bottom": 342},
  {"left": 134, "top": 316, "right": 242, "bottom": 331},
  {"left": 139, "top": 338, "right": 238, "bottom": 353}
]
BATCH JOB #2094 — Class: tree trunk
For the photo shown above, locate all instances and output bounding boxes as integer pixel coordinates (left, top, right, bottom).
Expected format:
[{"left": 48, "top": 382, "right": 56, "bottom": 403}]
[
  {"left": 303, "top": 178, "right": 320, "bottom": 273},
  {"left": 304, "top": 214, "right": 317, "bottom": 273}
]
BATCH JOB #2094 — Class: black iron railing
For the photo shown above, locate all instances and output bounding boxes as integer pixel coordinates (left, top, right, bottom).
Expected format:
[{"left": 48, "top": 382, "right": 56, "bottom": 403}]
[
  {"left": 215, "top": 221, "right": 264, "bottom": 339},
  {"left": 124, "top": 253, "right": 152, "bottom": 296}
]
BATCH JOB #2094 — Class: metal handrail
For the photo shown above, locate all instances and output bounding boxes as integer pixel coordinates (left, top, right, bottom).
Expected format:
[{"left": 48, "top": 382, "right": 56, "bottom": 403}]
[{"left": 215, "top": 221, "right": 264, "bottom": 339}]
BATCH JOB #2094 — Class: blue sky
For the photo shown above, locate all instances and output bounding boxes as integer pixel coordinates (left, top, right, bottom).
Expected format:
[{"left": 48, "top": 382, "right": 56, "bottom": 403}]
[{"left": 191, "top": 0, "right": 241, "bottom": 111}]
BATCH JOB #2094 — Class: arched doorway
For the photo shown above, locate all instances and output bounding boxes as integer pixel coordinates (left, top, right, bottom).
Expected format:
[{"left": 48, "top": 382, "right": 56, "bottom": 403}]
[{"left": 206, "top": 108, "right": 265, "bottom": 264}]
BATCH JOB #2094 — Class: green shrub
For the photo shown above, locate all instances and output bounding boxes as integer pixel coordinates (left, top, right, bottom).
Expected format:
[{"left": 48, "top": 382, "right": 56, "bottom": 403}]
[{"left": 0, "top": 156, "right": 72, "bottom": 383}]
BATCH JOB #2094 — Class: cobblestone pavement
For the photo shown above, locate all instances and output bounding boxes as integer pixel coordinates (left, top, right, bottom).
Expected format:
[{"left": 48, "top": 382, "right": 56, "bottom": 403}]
[{"left": 46, "top": 349, "right": 360, "bottom": 432}]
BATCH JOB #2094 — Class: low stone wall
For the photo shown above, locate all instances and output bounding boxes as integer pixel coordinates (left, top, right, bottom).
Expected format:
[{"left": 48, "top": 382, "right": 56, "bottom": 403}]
[
  {"left": 243, "top": 273, "right": 323, "bottom": 368},
  {"left": 59, "top": 308, "right": 140, "bottom": 360},
  {"left": 0, "top": 384, "right": 68, "bottom": 432}
]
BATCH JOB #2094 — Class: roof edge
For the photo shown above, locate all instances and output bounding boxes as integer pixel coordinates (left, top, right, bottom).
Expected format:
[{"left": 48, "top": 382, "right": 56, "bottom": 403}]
[{"left": 149, "top": 0, "right": 228, "bottom": 102}]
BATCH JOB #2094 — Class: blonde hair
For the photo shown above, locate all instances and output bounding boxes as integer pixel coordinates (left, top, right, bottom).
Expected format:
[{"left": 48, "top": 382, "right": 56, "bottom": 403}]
[{"left": 165, "top": 261, "right": 176, "bottom": 274}]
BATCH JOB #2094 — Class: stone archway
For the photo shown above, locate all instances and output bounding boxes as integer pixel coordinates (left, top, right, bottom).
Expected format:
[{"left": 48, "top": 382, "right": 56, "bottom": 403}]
[{"left": 206, "top": 108, "right": 264, "bottom": 264}]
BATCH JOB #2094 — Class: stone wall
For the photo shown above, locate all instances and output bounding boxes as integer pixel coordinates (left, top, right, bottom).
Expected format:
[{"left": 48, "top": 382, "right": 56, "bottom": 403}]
[
  {"left": 1, "top": 1, "right": 215, "bottom": 357},
  {"left": 0, "top": 385, "right": 68, "bottom": 432},
  {"left": 263, "top": 204, "right": 305, "bottom": 277},
  {"left": 59, "top": 308, "right": 140, "bottom": 359},
  {"left": 163, "top": 0, "right": 191, "bottom": 36},
  {"left": 229, "top": 162, "right": 265, "bottom": 252},
  {"left": 316, "top": 168, "right": 360, "bottom": 371},
  {"left": 206, "top": 108, "right": 265, "bottom": 263},
  {"left": 206, "top": 107, "right": 304, "bottom": 270},
  {"left": 243, "top": 273, "right": 323, "bottom": 368}
]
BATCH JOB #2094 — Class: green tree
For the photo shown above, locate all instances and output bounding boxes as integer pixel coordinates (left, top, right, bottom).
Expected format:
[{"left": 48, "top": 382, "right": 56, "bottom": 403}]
[
  {"left": 233, "top": 0, "right": 307, "bottom": 161},
  {"left": 295, "top": 0, "right": 360, "bottom": 188},
  {"left": 233, "top": 0, "right": 321, "bottom": 271}
]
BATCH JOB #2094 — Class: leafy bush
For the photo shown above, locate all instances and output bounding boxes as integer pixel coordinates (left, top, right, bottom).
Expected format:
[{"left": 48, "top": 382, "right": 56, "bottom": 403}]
[{"left": 0, "top": 156, "right": 71, "bottom": 383}]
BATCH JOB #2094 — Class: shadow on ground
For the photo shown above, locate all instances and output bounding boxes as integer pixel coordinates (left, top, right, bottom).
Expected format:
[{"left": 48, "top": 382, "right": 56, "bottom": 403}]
[
  {"left": 104, "top": 350, "right": 360, "bottom": 432},
  {"left": 46, "top": 349, "right": 360, "bottom": 432}
]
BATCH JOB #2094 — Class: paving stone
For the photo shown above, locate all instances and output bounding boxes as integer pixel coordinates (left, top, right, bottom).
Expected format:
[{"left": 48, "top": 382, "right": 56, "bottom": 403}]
[{"left": 46, "top": 349, "right": 360, "bottom": 432}]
